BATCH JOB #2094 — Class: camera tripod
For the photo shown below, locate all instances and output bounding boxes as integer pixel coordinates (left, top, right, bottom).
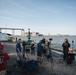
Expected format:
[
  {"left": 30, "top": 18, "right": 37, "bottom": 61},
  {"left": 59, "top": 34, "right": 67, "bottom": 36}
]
[
  {"left": 47, "top": 40, "right": 55, "bottom": 70},
  {"left": 42, "top": 38, "right": 57, "bottom": 70}
]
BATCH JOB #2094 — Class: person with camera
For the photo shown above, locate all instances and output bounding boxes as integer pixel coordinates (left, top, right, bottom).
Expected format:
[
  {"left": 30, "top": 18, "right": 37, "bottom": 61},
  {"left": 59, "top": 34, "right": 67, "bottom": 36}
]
[{"left": 37, "top": 40, "right": 44, "bottom": 65}]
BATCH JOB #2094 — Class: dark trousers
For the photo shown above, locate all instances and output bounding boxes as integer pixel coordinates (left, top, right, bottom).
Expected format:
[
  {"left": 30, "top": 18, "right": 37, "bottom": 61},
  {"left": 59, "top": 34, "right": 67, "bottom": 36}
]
[
  {"left": 31, "top": 48, "right": 35, "bottom": 55},
  {"left": 23, "top": 46, "right": 26, "bottom": 58},
  {"left": 63, "top": 52, "right": 68, "bottom": 62}
]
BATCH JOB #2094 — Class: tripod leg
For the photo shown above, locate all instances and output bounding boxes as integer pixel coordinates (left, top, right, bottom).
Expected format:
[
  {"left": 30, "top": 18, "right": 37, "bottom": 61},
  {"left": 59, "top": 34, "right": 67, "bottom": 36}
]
[{"left": 50, "top": 58, "right": 54, "bottom": 71}]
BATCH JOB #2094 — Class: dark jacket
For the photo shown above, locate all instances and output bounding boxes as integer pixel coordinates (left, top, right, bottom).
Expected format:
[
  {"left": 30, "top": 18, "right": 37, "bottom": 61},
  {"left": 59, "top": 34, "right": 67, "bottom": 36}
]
[
  {"left": 16, "top": 42, "right": 21, "bottom": 52},
  {"left": 62, "top": 42, "right": 70, "bottom": 53}
]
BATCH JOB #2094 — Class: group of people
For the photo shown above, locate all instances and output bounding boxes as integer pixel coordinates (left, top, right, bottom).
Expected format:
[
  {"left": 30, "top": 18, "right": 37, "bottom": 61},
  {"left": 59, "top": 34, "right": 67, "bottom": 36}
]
[
  {"left": 37, "top": 38, "right": 50, "bottom": 64},
  {"left": 16, "top": 39, "right": 36, "bottom": 65},
  {"left": 16, "top": 38, "right": 72, "bottom": 66},
  {"left": 37, "top": 38, "right": 72, "bottom": 64},
  {"left": 16, "top": 38, "right": 49, "bottom": 65},
  {"left": 0, "top": 38, "right": 72, "bottom": 75},
  {"left": 22, "top": 40, "right": 36, "bottom": 57}
]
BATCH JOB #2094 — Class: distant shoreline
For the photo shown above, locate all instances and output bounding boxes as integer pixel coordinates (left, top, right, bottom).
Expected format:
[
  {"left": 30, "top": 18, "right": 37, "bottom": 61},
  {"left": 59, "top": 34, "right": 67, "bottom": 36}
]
[{"left": 13, "top": 35, "right": 76, "bottom": 37}]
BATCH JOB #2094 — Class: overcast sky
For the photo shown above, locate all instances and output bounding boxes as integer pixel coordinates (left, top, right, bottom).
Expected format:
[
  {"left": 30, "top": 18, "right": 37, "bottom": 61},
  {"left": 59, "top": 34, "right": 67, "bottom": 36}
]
[{"left": 0, "top": 0, "right": 76, "bottom": 35}]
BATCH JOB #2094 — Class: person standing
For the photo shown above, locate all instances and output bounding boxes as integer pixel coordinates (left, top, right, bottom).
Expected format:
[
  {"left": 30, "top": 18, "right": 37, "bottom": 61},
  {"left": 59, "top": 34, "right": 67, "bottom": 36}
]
[
  {"left": 37, "top": 40, "right": 44, "bottom": 65},
  {"left": 15, "top": 37, "right": 17, "bottom": 43},
  {"left": 22, "top": 41, "right": 26, "bottom": 58},
  {"left": 62, "top": 39, "right": 70, "bottom": 62},
  {"left": 31, "top": 40, "right": 35, "bottom": 55},
  {"left": 16, "top": 39, "right": 22, "bottom": 66}
]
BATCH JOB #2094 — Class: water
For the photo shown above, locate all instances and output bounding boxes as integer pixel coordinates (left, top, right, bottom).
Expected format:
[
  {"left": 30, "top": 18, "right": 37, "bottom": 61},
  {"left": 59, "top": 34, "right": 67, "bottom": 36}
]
[
  {"left": 51, "top": 50, "right": 63, "bottom": 55},
  {"left": 14, "top": 35, "right": 76, "bottom": 50}
]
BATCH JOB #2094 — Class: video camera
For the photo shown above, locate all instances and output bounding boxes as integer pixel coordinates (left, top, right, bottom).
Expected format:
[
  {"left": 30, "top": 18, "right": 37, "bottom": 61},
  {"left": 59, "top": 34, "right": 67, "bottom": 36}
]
[
  {"left": 48, "top": 38, "right": 53, "bottom": 47},
  {"left": 49, "top": 38, "right": 53, "bottom": 41}
]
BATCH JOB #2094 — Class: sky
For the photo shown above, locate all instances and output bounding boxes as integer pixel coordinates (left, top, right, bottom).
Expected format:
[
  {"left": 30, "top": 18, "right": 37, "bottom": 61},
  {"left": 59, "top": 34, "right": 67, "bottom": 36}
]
[{"left": 0, "top": 0, "right": 76, "bottom": 35}]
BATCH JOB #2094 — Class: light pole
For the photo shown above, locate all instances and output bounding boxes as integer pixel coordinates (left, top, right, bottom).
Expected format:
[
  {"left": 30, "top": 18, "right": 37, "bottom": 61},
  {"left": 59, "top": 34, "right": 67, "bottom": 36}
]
[{"left": 28, "top": 28, "right": 31, "bottom": 39}]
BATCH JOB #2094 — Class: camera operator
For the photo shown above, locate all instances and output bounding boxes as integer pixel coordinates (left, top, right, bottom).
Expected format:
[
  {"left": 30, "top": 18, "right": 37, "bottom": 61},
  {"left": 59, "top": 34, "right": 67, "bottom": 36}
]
[{"left": 37, "top": 40, "right": 44, "bottom": 65}]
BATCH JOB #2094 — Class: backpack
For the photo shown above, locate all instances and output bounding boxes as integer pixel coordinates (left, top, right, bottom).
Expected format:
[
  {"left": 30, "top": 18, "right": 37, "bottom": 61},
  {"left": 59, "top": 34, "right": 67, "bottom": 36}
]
[
  {"left": 22, "top": 60, "right": 39, "bottom": 72},
  {"left": 67, "top": 56, "right": 72, "bottom": 64}
]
